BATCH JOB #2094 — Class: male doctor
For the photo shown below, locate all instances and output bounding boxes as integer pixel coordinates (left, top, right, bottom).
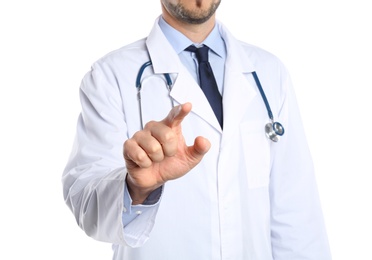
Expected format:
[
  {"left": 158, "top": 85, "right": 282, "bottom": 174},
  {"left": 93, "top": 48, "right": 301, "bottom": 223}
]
[{"left": 62, "top": 0, "right": 332, "bottom": 259}]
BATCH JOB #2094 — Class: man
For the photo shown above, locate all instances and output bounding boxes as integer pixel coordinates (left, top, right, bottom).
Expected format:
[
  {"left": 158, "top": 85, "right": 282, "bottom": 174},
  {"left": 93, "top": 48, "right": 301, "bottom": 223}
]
[{"left": 62, "top": 0, "right": 332, "bottom": 259}]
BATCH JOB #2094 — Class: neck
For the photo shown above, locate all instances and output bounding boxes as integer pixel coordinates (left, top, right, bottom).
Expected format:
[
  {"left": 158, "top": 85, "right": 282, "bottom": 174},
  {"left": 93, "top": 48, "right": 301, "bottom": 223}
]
[{"left": 161, "top": 7, "right": 216, "bottom": 43}]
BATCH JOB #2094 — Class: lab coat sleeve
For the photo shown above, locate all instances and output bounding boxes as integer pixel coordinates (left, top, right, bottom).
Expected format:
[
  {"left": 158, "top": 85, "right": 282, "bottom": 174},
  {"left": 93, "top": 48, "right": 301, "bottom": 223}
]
[
  {"left": 62, "top": 61, "right": 160, "bottom": 247},
  {"left": 269, "top": 65, "right": 332, "bottom": 259}
]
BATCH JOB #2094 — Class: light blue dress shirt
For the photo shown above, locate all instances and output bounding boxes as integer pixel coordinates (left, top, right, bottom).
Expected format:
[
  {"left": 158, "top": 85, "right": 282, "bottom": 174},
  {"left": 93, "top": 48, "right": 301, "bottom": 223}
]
[
  {"left": 122, "top": 17, "right": 227, "bottom": 226},
  {"left": 158, "top": 16, "right": 226, "bottom": 94}
]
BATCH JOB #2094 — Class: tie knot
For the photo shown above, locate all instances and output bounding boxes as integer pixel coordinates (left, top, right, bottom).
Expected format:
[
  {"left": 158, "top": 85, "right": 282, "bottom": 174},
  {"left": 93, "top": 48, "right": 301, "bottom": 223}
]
[{"left": 186, "top": 45, "right": 210, "bottom": 63}]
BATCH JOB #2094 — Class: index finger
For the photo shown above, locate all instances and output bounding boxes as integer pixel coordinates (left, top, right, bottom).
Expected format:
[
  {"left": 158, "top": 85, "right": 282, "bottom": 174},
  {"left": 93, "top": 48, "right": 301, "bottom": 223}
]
[{"left": 162, "top": 102, "right": 192, "bottom": 128}]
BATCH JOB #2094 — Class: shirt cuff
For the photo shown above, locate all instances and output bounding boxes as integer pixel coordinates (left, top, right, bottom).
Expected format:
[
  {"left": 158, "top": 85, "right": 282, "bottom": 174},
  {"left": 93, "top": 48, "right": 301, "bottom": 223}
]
[{"left": 122, "top": 183, "right": 163, "bottom": 227}]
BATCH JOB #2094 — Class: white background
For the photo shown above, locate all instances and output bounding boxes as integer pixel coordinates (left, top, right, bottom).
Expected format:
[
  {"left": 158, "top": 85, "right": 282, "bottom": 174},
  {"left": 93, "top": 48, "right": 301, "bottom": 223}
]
[{"left": 1, "top": 0, "right": 371, "bottom": 259}]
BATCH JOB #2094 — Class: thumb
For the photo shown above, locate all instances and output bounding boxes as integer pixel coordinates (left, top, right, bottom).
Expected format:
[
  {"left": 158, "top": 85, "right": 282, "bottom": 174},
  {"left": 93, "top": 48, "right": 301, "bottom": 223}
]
[{"left": 186, "top": 136, "right": 211, "bottom": 166}]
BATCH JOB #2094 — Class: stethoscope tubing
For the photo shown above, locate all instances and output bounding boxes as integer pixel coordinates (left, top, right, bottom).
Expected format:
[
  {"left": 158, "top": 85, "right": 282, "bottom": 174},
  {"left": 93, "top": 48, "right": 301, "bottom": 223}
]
[
  {"left": 251, "top": 71, "right": 274, "bottom": 121},
  {"left": 136, "top": 61, "right": 284, "bottom": 141},
  {"left": 136, "top": 61, "right": 172, "bottom": 90}
]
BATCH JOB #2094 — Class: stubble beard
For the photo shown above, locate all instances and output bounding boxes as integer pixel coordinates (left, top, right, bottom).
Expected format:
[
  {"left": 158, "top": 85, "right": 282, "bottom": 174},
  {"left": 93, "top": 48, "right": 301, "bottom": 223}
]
[{"left": 164, "top": 0, "right": 221, "bottom": 25}]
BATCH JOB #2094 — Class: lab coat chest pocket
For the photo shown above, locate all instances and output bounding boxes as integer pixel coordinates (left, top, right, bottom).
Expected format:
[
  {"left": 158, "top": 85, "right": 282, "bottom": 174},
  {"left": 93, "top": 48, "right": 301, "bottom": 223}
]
[{"left": 240, "top": 121, "right": 271, "bottom": 189}]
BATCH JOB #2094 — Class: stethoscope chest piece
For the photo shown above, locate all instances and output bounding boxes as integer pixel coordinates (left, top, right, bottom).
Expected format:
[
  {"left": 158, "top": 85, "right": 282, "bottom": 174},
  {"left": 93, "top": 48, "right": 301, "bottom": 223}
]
[{"left": 265, "top": 121, "right": 285, "bottom": 142}]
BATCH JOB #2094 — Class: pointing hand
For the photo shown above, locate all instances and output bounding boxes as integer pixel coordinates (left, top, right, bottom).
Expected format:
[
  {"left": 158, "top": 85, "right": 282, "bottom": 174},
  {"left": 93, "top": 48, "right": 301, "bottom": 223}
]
[{"left": 123, "top": 103, "right": 211, "bottom": 204}]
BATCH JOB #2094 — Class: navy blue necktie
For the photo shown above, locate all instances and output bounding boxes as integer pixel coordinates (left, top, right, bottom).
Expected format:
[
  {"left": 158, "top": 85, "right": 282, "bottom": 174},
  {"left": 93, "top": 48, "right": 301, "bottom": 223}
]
[{"left": 186, "top": 45, "right": 223, "bottom": 128}]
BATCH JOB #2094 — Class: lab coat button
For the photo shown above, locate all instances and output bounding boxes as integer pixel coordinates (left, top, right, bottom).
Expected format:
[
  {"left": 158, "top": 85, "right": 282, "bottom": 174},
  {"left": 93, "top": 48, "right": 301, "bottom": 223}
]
[{"left": 135, "top": 210, "right": 142, "bottom": 215}]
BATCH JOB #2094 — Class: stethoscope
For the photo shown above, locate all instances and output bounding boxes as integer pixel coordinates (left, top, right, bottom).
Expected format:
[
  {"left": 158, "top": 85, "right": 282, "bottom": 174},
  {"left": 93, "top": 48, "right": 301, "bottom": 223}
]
[{"left": 136, "top": 61, "right": 285, "bottom": 142}]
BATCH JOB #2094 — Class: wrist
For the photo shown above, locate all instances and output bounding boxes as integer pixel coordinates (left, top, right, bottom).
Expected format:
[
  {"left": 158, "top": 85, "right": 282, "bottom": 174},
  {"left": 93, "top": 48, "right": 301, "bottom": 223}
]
[{"left": 125, "top": 174, "right": 161, "bottom": 205}]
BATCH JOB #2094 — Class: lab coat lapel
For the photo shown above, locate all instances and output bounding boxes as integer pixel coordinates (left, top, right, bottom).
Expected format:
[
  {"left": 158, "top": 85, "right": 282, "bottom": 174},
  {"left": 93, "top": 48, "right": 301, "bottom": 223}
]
[
  {"left": 220, "top": 25, "right": 257, "bottom": 146},
  {"left": 171, "top": 70, "right": 222, "bottom": 131},
  {"left": 222, "top": 66, "right": 257, "bottom": 145},
  {"left": 146, "top": 18, "right": 223, "bottom": 131}
]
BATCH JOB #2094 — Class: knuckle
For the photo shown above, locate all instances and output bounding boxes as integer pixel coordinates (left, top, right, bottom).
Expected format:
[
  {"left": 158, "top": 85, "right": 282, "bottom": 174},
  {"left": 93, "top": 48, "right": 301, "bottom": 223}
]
[
  {"left": 132, "top": 130, "right": 146, "bottom": 140},
  {"left": 123, "top": 138, "right": 134, "bottom": 151},
  {"left": 162, "top": 131, "right": 176, "bottom": 144},
  {"left": 147, "top": 142, "right": 162, "bottom": 155},
  {"left": 135, "top": 151, "right": 148, "bottom": 163},
  {"left": 144, "top": 120, "right": 157, "bottom": 130},
  {"left": 132, "top": 151, "right": 152, "bottom": 168}
]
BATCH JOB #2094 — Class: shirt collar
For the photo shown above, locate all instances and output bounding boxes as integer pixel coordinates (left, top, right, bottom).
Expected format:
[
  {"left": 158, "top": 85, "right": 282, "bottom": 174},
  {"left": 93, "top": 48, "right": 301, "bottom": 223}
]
[{"left": 158, "top": 16, "right": 226, "bottom": 59}]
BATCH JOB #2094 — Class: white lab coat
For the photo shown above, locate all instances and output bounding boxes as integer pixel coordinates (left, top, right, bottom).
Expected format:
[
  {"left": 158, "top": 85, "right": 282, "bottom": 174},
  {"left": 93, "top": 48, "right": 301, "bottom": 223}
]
[{"left": 62, "top": 17, "right": 331, "bottom": 259}]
